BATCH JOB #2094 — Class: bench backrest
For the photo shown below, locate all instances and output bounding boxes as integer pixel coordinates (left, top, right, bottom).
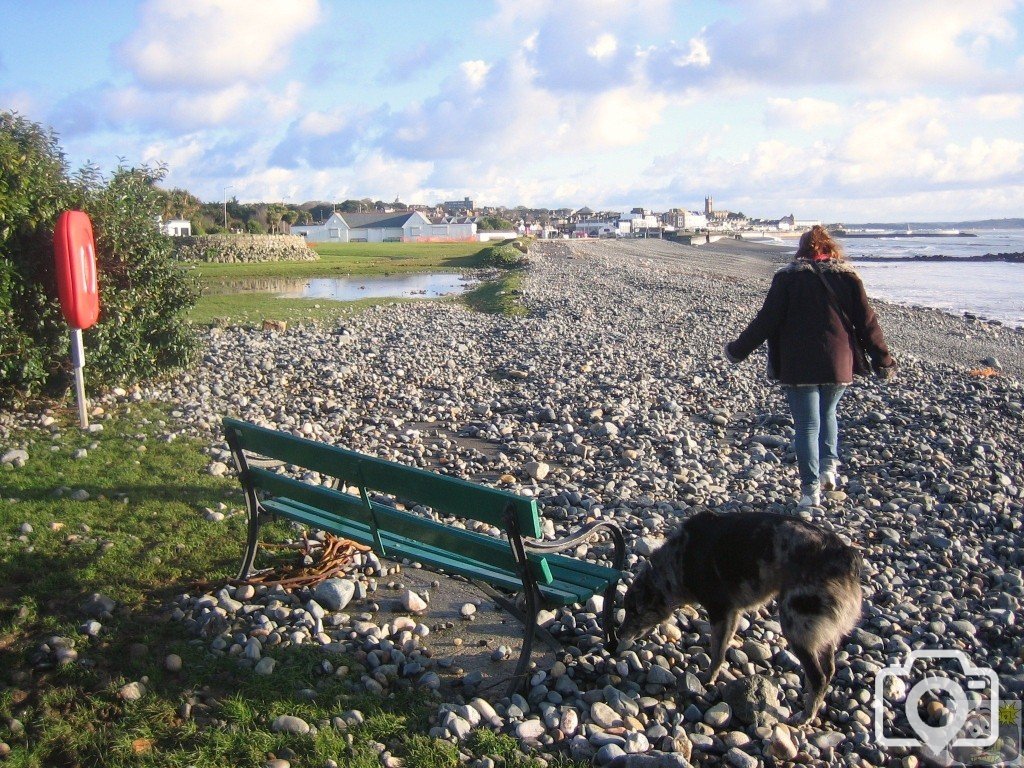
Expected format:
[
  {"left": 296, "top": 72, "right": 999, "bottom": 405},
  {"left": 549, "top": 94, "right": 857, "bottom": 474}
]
[{"left": 223, "top": 417, "right": 543, "bottom": 539}]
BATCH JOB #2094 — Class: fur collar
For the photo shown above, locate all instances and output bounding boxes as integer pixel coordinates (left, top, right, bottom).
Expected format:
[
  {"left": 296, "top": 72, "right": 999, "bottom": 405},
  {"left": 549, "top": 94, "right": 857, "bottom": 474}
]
[{"left": 778, "top": 259, "right": 858, "bottom": 275}]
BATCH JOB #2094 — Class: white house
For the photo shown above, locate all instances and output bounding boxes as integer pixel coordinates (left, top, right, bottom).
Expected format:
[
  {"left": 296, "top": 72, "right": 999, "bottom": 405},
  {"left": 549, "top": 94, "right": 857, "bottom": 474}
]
[
  {"left": 158, "top": 217, "right": 192, "bottom": 236},
  {"left": 292, "top": 211, "right": 476, "bottom": 243},
  {"left": 680, "top": 211, "right": 708, "bottom": 230},
  {"left": 573, "top": 219, "right": 625, "bottom": 237}
]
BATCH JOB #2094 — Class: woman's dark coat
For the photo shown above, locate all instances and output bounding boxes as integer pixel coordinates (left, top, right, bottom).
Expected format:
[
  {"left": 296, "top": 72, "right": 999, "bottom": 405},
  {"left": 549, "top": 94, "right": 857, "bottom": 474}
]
[{"left": 726, "top": 259, "right": 894, "bottom": 385}]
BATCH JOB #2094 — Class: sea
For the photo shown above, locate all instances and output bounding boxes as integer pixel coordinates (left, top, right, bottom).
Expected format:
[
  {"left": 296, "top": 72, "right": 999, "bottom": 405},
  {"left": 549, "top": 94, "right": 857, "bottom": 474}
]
[{"left": 823, "top": 228, "right": 1024, "bottom": 329}]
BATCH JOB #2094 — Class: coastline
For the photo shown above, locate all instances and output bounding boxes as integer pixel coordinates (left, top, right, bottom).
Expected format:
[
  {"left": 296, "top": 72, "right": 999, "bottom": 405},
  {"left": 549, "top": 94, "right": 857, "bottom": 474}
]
[{"left": 609, "top": 237, "right": 1024, "bottom": 378}]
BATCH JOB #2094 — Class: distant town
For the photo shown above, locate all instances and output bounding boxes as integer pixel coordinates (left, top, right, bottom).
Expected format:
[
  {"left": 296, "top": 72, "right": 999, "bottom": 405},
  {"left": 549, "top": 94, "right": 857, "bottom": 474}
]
[{"left": 157, "top": 192, "right": 821, "bottom": 245}]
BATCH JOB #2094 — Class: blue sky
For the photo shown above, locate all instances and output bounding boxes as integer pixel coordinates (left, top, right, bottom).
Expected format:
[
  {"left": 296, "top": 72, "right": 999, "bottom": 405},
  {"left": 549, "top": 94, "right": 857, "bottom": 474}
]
[{"left": 2, "top": 0, "right": 1023, "bottom": 221}]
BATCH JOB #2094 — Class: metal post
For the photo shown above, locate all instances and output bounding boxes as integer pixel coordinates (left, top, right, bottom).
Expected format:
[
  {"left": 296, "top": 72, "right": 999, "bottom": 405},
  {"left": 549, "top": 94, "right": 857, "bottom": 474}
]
[
  {"left": 70, "top": 328, "right": 88, "bottom": 428},
  {"left": 223, "top": 185, "right": 233, "bottom": 229}
]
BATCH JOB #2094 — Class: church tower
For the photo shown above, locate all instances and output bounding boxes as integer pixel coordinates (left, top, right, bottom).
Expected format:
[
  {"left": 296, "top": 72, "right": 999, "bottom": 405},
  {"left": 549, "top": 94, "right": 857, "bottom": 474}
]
[{"left": 704, "top": 196, "right": 713, "bottom": 216}]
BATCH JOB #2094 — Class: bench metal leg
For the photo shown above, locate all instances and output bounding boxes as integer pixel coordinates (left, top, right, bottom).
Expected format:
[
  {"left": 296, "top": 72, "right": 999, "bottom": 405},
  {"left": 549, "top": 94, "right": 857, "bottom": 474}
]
[
  {"left": 602, "top": 580, "right": 619, "bottom": 652},
  {"left": 238, "top": 512, "right": 260, "bottom": 580},
  {"left": 225, "top": 423, "right": 263, "bottom": 581},
  {"left": 507, "top": 583, "right": 540, "bottom": 699}
]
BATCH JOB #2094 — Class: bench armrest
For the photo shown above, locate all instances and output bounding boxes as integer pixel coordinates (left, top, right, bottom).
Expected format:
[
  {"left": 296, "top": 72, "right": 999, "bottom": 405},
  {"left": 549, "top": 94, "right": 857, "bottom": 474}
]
[
  {"left": 524, "top": 519, "right": 625, "bottom": 649},
  {"left": 523, "top": 520, "right": 626, "bottom": 571}
]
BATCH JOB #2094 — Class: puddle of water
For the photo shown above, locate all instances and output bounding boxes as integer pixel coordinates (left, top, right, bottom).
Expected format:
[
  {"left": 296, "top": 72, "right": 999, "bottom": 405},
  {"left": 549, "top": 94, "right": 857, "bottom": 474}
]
[{"left": 211, "top": 273, "right": 475, "bottom": 301}]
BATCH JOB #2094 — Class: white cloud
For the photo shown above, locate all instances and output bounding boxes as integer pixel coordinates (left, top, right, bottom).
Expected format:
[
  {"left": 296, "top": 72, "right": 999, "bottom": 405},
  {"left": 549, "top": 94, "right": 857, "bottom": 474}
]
[
  {"left": 835, "top": 97, "right": 948, "bottom": 185},
  {"left": 572, "top": 87, "right": 667, "bottom": 148},
  {"left": 646, "top": 0, "right": 1021, "bottom": 93},
  {"left": 587, "top": 34, "right": 619, "bottom": 60},
  {"left": 764, "top": 97, "right": 843, "bottom": 130},
  {"left": 671, "top": 37, "right": 710, "bottom": 68},
  {"left": 459, "top": 60, "right": 492, "bottom": 90},
  {"left": 120, "top": 0, "right": 320, "bottom": 90},
  {"left": 933, "top": 137, "right": 1024, "bottom": 183},
  {"left": 107, "top": 84, "right": 252, "bottom": 127},
  {"left": 963, "top": 93, "right": 1024, "bottom": 119}
]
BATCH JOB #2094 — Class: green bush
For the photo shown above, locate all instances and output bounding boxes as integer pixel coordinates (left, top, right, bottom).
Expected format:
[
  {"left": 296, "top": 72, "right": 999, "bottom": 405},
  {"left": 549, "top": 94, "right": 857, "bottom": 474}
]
[
  {"left": 0, "top": 112, "right": 77, "bottom": 398},
  {"left": 0, "top": 111, "right": 199, "bottom": 404},
  {"left": 78, "top": 164, "right": 200, "bottom": 385},
  {"left": 479, "top": 238, "right": 528, "bottom": 268}
]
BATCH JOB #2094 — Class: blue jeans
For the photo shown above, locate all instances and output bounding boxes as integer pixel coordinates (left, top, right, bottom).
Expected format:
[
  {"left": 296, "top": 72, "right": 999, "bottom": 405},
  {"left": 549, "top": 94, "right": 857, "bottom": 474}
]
[{"left": 784, "top": 384, "right": 847, "bottom": 492}]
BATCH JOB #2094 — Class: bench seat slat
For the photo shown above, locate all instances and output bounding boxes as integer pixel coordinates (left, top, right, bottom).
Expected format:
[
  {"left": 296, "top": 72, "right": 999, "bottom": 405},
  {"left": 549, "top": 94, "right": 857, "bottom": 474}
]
[
  {"left": 225, "top": 418, "right": 541, "bottom": 537},
  {"left": 544, "top": 556, "right": 618, "bottom": 592},
  {"left": 263, "top": 498, "right": 599, "bottom": 606},
  {"left": 252, "top": 471, "right": 553, "bottom": 585}
]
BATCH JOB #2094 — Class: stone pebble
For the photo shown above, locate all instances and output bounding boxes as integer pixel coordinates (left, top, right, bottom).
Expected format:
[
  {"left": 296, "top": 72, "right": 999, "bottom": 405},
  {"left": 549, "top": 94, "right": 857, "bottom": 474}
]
[{"left": 15, "top": 239, "right": 1022, "bottom": 767}]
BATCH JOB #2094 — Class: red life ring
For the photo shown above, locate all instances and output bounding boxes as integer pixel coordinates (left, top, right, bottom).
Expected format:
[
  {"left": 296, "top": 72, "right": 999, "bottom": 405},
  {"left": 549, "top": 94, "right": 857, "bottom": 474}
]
[{"left": 53, "top": 211, "right": 99, "bottom": 330}]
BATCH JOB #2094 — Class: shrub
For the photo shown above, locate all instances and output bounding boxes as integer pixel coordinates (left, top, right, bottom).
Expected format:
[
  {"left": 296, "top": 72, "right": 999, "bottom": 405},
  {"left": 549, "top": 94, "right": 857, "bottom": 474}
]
[
  {"left": 0, "top": 112, "right": 77, "bottom": 398},
  {"left": 479, "top": 238, "right": 529, "bottom": 268},
  {"left": 78, "top": 164, "right": 200, "bottom": 386},
  {"left": 0, "top": 111, "right": 199, "bottom": 404}
]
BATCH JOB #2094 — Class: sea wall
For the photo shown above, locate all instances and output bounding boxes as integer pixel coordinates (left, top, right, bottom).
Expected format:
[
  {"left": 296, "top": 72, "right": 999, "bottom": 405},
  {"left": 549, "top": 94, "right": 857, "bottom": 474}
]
[{"left": 173, "top": 235, "right": 318, "bottom": 263}]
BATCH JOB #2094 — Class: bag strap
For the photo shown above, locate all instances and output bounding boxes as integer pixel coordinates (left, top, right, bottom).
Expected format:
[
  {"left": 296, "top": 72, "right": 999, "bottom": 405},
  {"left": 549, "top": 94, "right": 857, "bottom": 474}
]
[{"left": 811, "top": 263, "right": 869, "bottom": 354}]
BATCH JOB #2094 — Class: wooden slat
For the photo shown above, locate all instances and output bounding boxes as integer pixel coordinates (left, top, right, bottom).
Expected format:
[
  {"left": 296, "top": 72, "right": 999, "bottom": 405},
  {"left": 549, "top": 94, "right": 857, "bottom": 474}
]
[
  {"left": 252, "top": 468, "right": 373, "bottom": 524},
  {"left": 263, "top": 498, "right": 580, "bottom": 601},
  {"left": 545, "top": 551, "right": 620, "bottom": 584},
  {"left": 263, "top": 499, "right": 375, "bottom": 545},
  {"left": 255, "top": 485, "right": 550, "bottom": 583},
  {"left": 262, "top": 495, "right": 553, "bottom": 585},
  {"left": 225, "top": 417, "right": 541, "bottom": 537}
]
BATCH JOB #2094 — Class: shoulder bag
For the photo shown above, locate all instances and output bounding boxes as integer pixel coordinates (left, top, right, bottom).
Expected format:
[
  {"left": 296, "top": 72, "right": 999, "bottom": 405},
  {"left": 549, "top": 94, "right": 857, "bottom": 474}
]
[{"left": 811, "top": 263, "right": 872, "bottom": 377}]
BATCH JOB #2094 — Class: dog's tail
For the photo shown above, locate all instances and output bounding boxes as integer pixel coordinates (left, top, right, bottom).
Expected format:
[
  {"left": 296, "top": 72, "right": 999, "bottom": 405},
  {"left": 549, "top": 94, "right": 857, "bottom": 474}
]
[{"left": 783, "top": 543, "right": 864, "bottom": 653}]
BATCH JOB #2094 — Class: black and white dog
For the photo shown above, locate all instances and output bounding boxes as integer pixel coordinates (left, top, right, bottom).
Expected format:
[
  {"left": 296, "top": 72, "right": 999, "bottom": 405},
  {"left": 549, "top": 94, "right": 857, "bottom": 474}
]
[{"left": 616, "top": 510, "right": 863, "bottom": 723}]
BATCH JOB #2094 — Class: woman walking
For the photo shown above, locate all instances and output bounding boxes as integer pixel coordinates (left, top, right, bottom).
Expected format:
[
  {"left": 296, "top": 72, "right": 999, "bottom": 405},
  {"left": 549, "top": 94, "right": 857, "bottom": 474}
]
[{"left": 724, "top": 226, "right": 896, "bottom": 507}]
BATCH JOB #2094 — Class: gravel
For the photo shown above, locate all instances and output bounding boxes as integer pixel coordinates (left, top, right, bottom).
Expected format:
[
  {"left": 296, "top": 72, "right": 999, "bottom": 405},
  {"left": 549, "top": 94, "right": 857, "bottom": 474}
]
[{"left": 5, "top": 238, "right": 1023, "bottom": 767}]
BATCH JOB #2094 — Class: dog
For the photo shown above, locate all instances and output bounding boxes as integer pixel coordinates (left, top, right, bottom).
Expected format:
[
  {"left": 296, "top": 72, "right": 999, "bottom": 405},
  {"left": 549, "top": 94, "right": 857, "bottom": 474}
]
[{"left": 616, "top": 510, "right": 863, "bottom": 723}]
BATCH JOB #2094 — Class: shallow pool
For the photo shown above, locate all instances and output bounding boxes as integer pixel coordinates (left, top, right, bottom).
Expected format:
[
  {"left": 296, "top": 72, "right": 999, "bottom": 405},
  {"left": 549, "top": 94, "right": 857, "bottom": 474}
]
[{"left": 214, "top": 273, "right": 474, "bottom": 301}]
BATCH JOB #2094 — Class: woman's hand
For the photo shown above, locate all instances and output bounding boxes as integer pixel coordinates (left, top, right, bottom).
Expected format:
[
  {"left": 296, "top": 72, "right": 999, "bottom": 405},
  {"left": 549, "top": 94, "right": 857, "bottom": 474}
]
[{"left": 874, "top": 361, "right": 897, "bottom": 381}]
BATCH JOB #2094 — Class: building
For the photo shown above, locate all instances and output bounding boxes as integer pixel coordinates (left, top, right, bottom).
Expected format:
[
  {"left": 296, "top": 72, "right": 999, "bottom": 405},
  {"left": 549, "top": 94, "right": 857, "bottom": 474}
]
[
  {"left": 663, "top": 209, "right": 708, "bottom": 230},
  {"left": 573, "top": 219, "right": 627, "bottom": 237},
  {"left": 442, "top": 197, "right": 475, "bottom": 215},
  {"left": 158, "top": 217, "right": 192, "bottom": 236},
  {"left": 704, "top": 195, "right": 732, "bottom": 222},
  {"left": 618, "top": 208, "right": 657, "bottom": 231},
  {"left": 292, "top": 211, "right": 476, "bottom": 243}
]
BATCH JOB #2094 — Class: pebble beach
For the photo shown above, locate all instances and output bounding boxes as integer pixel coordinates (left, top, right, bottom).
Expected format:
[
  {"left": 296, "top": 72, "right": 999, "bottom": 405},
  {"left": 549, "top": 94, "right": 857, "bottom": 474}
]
[{"left": 8, "top": 238, "right": 1024, "bottom": 767}]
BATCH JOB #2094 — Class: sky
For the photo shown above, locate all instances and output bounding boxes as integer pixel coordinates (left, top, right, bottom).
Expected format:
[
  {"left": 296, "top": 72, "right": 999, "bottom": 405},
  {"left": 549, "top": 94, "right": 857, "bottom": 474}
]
[{"left": 2, "top": 0, "right": 1023, "bottom": 222}]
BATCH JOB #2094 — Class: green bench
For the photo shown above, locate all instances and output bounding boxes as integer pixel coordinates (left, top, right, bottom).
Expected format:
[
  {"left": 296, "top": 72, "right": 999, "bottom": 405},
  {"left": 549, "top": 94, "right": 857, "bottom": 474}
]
[{"left": 223, "top": 417, "right": 625, "bottom": 694}]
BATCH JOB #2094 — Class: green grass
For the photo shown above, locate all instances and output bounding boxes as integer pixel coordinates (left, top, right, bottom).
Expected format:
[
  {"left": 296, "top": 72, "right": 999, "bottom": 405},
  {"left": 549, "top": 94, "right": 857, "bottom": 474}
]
[
  {"left": 461, "top": 271, "right": 527, "bottom": 316},
  {"left": 188, "top": 293, "right": 401, "bottom": 327},
  {"left": 194, "top": 242, "right": 489, "bottom": 282},
  {"left": 0, "top": 405, "right": 554, "bottom": 767},
  {"left": 187, "top": 241, "right": 526, "bottom": 327}
]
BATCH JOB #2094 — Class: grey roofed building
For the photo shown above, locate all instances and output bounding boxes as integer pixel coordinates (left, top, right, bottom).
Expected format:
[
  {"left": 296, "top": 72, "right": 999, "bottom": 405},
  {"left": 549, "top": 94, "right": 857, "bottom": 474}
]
[{"left": 336, "top": 212, "right": 422, "bottom": 228}]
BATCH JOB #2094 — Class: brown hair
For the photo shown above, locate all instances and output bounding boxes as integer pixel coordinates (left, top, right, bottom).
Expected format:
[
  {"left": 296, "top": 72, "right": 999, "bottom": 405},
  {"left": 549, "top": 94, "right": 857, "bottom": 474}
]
[{"left": 795, "top": 225, "right": 843, "bottom": 261}]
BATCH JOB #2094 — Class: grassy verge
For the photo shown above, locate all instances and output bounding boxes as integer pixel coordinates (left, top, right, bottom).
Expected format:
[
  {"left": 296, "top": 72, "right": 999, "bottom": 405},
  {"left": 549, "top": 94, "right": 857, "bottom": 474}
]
[
  {"left": 194, "top": 242, "right": 489, "bottom": 282},
  {"left": 187, "top": 241, "right": 531, "bottom": 327},
  {"left": 461, "top": 271, "right": 528, "bottom": 317},
  {"left": 188, "top": 294, "right": 400, "bottom": 327},
  {"left": 0, "top": 405, "right": 551, "bottom": 767}
]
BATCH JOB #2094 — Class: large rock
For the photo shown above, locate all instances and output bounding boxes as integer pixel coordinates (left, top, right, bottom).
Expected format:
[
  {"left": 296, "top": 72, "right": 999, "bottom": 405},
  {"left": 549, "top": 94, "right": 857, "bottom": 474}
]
[
  {"left": 402, "top": 589, "right": 428, "bottom": 613},
  {"left": 723, "top": 674, "right": 783, "bottom": 728},
  {"left": 271, "top": 715, "right": 310, "bottom": 735},
  {"left": 81, "top": 593, "right": 116, "bottom": 618},
  {"left": 314, "top": 578, "right": 356, "bottom": 611}
]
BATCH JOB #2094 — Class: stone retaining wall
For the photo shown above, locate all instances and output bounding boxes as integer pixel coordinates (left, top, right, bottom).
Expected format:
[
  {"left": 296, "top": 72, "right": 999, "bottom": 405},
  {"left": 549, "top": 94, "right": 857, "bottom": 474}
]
[{"left": 173, "top": 235, "right": 318, "bottom": 263}]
